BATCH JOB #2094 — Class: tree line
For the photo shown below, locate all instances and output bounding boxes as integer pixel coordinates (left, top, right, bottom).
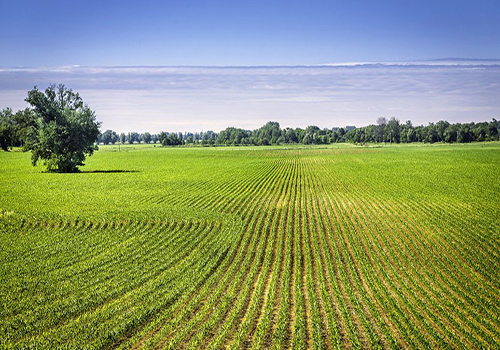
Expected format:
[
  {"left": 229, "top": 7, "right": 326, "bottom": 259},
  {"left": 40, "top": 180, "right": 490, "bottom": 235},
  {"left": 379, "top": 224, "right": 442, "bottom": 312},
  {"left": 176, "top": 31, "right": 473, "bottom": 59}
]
[
  {"left": 344, "top": 117, "right": 499, "bottom": 144},
  {"left": 95, "top": 123, "right": 357, "bottom": 147},
  {"left": 4, "top": 113, "right": 499, "bottom": 152},
  {"left": 2, "top": 108, "right": 499, "bottom": 153},
  {"left": 93, "top": 118, "right": 499, "bottom": 147},
  {"left": 3, "top": 84, "right": 497, "bottom": 173}
]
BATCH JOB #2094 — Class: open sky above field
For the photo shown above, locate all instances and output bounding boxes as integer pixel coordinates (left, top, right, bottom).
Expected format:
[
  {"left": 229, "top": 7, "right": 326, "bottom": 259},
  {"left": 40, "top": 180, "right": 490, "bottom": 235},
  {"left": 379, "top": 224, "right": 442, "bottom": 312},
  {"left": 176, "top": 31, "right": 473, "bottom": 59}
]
[
  {"left": 1, "top": 0, "right": 499, "bottom": 66},
  {"left": 0, "top": 1, "right": 499, "bottom": 132}
]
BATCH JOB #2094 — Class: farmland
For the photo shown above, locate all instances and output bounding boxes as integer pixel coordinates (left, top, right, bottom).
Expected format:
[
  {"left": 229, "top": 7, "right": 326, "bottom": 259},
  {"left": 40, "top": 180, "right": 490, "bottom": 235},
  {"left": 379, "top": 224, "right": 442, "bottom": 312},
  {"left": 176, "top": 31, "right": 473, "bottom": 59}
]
[{"left": 0, "top": 143, "right": 499, "bottom": 349}]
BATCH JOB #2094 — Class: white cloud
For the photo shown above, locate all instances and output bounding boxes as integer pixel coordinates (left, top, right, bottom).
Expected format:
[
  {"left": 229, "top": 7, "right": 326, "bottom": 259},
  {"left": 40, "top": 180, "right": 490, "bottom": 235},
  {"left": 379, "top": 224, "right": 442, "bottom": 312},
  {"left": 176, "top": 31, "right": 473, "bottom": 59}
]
[{"left": 1, "top": 62, "right": 499, "bottom": 133}]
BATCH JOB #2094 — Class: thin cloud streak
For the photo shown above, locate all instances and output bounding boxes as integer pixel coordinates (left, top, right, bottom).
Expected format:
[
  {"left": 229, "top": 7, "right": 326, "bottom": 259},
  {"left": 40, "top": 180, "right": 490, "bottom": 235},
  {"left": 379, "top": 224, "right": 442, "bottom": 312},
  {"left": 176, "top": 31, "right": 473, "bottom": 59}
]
[{"left": 0, "top": 62, "right": 499, "bottom": 133}]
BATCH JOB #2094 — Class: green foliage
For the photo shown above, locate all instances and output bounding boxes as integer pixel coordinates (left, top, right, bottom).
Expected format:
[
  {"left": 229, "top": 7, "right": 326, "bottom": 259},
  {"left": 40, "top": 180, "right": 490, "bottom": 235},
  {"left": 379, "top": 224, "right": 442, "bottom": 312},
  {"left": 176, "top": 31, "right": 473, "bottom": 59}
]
[
  {"left": 5, "top": 98, "right": 500, "bottom": 155},
  {"left": 0, "top": 108, "right": 29, "bottom": 150},
  {"left": 217, "top": 127, "right": 250, "bottom": 145},
  {"left": 90, "top": 118, "right": 499, "bottom": 150},
  {"left": 159, "top": 131, "right": 183, "bottom": 146},
  {"left": 0, "top": 108, "right": 15, "bottom": 151},
  {"left": 345, "top": 118, "right": 500, "bottom": 144},
  {"left": 100, "top": 129, "right": 118, "bottom": 145},
  {"left": 253, "top": 121, "right": 281, "bottom": 145},
  {"left": 22, "top": 84, "right": 101, "bottom": 172},
  {"left": 142, "top": 131, "right": 152, "bottom": 144}
]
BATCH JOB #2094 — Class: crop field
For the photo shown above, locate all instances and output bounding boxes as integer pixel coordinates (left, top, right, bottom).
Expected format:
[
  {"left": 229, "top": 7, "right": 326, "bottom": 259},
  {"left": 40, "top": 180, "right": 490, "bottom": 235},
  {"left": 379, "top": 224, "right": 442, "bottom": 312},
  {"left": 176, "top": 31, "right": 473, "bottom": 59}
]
[{"left": 1, "top": 143, "right": 499, "bottom": 349}]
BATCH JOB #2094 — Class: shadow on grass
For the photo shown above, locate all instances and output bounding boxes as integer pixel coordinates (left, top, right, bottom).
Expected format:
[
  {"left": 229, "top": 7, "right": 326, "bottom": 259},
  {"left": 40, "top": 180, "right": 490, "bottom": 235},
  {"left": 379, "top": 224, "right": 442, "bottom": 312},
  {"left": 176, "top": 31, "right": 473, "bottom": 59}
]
[{"left": 80, "top": 170, "right": 139, "bottom": 173}]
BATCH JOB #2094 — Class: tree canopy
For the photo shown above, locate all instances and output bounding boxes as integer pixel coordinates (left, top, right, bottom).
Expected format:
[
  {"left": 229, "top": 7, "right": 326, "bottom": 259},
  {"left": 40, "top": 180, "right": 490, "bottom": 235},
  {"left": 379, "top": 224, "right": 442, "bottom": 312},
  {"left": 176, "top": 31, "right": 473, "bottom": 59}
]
[
  {"left": 0, "top": 108, "right": 15, "bottom": 151},
  {"left": 22, "top": 84, "right": 101, "bottom": 172},
  {"left": 93, "top": 118, "right": 499, "bottom": 148}
]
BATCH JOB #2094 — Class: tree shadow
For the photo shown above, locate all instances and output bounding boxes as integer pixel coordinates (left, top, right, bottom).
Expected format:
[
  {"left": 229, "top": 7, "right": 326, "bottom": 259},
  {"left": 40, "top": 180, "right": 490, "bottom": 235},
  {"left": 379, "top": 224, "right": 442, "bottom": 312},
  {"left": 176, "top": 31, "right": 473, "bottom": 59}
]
[{"left": 80, "top": 170, "right": 139, "bottom": 173}]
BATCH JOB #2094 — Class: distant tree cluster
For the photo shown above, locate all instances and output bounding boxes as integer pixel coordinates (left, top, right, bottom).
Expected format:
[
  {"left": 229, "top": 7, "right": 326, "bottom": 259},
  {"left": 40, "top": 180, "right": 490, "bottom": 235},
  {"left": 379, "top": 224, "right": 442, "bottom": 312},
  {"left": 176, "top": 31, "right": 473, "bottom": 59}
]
[
  {"left": 343, "top": 117, "right": 499, "bottom": 144},
  {"left": 97, "top": 122, "right": 357, "bottom": 147},
  {"left": 0, "top": 108, "right": 21, "bottom": 151},
  {"left": 213, "top": 122, "right": 356, "bottom": 146},
  {"left": 95, "top": 118, "right": 498, "bottom": 148}
]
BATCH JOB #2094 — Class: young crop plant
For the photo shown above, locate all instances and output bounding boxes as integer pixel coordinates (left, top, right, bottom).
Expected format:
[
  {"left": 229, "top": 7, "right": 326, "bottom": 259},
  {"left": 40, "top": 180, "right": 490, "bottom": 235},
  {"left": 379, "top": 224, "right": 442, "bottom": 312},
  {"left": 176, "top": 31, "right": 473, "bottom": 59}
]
[{"left": 0, "top": 143, "right": 499, "bottom": 348}]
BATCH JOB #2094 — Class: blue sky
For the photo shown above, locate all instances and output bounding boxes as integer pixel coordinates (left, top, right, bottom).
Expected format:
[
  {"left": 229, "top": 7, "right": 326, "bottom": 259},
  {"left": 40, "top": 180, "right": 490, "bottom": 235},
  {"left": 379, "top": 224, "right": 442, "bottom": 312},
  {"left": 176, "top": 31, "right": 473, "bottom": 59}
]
[
  {"left": 0, "top": 1, "right": 499, "bottom": 132},
  {"left": 1, "top": 0, "right": 499, "bottom": 66}
]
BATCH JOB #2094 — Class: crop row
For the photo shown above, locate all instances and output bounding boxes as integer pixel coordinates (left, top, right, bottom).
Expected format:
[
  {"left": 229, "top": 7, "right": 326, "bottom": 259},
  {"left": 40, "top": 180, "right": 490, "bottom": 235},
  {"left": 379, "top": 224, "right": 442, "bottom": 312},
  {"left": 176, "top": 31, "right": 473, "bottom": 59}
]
[{"left": 1, "top": 146, "right": 498, "bottom": 348}]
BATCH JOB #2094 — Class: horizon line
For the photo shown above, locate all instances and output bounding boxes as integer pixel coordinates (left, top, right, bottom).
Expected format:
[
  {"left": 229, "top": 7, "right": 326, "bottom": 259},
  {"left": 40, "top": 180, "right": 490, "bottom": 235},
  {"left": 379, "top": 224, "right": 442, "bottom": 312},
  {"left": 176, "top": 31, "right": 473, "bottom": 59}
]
[{"left": 2, "top": 58, "right": 500, "bottom": 70}]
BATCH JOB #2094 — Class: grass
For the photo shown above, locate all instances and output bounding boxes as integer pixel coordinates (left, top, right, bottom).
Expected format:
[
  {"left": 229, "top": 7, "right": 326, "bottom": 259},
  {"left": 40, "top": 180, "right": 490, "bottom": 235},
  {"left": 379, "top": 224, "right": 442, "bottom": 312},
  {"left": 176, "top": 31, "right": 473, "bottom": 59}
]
[{"left": 0, "top": 143, "right": 499, "bottom": 348}]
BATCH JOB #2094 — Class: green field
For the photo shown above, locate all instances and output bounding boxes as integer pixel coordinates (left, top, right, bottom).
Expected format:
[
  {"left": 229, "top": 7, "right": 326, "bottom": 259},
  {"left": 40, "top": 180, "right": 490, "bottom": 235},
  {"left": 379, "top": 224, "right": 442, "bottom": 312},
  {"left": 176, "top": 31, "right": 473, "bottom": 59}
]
[{"left": 1, "top": 143, "right": 499, "bottom": 349}]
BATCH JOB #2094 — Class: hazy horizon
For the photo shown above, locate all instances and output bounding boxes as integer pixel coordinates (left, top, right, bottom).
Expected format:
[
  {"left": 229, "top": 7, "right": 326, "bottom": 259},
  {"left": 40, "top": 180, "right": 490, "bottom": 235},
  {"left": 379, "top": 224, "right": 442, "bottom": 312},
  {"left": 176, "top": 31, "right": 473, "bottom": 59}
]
[{"left": 1, "top": 60, "right": 499, "bottom": 133}]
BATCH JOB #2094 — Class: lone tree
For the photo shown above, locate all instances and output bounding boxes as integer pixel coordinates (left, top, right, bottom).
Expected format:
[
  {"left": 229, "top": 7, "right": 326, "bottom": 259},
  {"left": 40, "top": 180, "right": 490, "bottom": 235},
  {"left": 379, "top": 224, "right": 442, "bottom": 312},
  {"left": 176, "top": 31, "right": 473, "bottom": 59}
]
[{"left": 23, "top": 84, "right": 101, "bottom": 172}]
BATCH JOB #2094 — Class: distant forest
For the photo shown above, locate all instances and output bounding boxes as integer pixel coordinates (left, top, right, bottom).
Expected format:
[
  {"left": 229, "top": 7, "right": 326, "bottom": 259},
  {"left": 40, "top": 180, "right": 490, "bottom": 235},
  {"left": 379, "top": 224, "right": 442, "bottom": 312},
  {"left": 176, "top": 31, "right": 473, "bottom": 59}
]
[
  {"left": 1, "top": 106, "right": 499, "bottom": 150},
  {"left": 96, "top": 118, "right": 499, "bottom": 147}
]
